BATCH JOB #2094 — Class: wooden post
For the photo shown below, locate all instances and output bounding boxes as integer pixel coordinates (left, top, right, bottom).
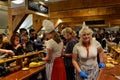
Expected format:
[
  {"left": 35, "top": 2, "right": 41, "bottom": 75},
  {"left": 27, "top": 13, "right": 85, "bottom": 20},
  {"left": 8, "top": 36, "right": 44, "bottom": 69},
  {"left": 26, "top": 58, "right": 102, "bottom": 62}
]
[{"left": 33, "top": 14, "right": 47, "bottom": 33}]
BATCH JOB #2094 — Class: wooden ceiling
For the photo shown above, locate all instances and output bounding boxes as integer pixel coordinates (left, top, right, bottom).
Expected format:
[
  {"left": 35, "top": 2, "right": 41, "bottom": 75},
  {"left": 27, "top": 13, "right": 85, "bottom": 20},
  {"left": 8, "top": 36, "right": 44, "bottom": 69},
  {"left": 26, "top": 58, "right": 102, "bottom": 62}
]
[
  {"left": 45, "top": 0, "right": 120, "bottom": 28},
  {"left": 0, "top": 0, "right": 120, "bottom": 32}
]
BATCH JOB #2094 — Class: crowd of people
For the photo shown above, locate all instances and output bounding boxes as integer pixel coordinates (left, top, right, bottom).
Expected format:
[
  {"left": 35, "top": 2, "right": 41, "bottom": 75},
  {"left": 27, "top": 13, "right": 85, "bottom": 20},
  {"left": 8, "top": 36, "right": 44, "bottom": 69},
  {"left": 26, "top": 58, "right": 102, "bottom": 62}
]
[
  {"left": 94, "top": 28, "right": 120, "bottom": 52},
  {"left": 0, "top": 19, "right": 120, "bottom": 80},
  {"left": 0, "top": 28, "right": 44, "bottom": 56},
  {"left": 41, "top": 20, "right": 106, "bottom": 80}
]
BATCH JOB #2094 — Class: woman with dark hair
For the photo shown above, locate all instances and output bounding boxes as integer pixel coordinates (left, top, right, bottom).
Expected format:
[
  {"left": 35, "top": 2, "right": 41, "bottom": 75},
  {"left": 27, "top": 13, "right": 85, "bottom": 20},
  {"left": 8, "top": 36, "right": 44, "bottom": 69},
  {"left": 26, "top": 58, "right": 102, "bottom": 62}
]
[{"left": 10, "top": 33, "right": 24, "bottom": 55}]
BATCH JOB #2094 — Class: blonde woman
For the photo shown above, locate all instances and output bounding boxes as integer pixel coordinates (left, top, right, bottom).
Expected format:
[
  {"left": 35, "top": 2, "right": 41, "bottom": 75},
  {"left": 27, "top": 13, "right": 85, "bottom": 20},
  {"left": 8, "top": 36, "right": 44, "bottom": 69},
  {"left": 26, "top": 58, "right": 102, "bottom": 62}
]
[
  {"left": 42, "top": 20, "right": 66, "bottom": 80},
  {"left": 72, "top": 22, "right": 105, "bottom": 80},
  {"left": 62, "top": 27, "right": 77, "bottom": 80}
]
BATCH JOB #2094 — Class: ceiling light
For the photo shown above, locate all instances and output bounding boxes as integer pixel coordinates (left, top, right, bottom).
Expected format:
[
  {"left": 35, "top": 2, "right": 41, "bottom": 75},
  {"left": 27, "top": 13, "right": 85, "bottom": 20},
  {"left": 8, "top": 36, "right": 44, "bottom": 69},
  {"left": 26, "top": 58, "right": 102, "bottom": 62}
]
[
  {"left": 44, "top": 0, "right": 48, "bottom": 1},
  {"left": 58, "top": 19, "right": 62, "bottom": 23},
  {"left": 12, "top": 0, "right": 24, "bottom": 4}
]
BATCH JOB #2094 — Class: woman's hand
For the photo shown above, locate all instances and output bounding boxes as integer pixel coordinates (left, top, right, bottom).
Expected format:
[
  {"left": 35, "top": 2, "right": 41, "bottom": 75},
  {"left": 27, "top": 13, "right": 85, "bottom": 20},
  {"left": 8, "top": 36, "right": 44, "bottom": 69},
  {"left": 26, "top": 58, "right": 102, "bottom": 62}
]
[
  {"left": 22, "top": 43, "right": 26, "bottom": 49},
  {"left": 5, "top": 50, "right": 15, "bottom": 56},
  {"left": 79, "top": 71, "right": 88, "bottom": 79},
  {"left": 99, "top": 62, "right": 106, "bottom": 68},
  {"left": 15, "top": 44, "right": 22, "bottom": 49}
]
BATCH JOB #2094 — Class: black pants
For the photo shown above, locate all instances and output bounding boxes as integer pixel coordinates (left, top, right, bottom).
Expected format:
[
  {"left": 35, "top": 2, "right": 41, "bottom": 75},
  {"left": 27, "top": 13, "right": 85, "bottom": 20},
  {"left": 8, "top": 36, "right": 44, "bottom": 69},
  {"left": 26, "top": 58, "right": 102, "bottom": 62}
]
[{"left": 65, "top": 66, "right": 75, "bottom": 80}]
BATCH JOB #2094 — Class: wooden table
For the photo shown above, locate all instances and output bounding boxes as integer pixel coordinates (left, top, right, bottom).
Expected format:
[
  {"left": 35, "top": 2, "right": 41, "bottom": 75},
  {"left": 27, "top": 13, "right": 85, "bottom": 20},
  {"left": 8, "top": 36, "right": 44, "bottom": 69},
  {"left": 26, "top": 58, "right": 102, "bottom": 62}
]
[
  {"left": 0, "top": 65, "right": 45, "bottom": 80},
  {"left": 98, "top": 53, "right": 120, "bottom": 80}
]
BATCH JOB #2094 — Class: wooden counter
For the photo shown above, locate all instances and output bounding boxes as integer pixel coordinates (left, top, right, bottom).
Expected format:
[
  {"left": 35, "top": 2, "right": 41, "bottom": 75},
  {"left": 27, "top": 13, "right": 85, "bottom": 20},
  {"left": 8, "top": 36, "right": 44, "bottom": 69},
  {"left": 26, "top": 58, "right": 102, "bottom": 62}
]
[
  {"left": 0, "top": 50, "right": 44, "bottom": 64},
  {"left": 98, "top": 64, "right": 120, "bottom": 80},
  {"left": 98, "top": 53, "right": 120, "bottom": 80},
  {"left": 110, "top": 46, "right": 120, "bottom": 54},
  {"left": 0, "top": 65, "right": 45, "bottom": 80}
]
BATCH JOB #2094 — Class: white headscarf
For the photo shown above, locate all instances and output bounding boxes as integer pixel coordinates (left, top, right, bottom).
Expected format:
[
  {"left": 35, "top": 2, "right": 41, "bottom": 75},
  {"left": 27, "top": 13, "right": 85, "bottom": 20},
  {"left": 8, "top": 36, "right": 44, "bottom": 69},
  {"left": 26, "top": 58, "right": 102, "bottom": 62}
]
[
  {"left": 42, "top": 19, "right": 55, "bottom": 33},
  {"left": 79, "top": 22, "right": 88, "bottom": 34},
  {"left": 79, "top": 22, "right": 93, "bottom": 37}
]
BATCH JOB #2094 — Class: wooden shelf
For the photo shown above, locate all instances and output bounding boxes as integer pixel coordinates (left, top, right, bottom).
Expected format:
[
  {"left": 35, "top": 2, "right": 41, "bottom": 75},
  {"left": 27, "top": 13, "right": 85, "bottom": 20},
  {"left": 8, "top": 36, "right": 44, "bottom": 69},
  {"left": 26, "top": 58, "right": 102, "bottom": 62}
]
[{"left": 0, "top": 50, "right": 44, "bottom": 64}]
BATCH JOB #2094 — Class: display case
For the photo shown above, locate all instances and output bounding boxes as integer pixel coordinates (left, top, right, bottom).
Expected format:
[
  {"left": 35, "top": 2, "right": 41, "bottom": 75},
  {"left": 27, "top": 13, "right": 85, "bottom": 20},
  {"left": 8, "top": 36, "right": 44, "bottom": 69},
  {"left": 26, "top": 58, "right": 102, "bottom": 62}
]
[
  {"left": 0, "top": 50, "right": 46, "bottom": 79},
  {"left": 108, "top": 44, "right": 120, "bottom": 62}
]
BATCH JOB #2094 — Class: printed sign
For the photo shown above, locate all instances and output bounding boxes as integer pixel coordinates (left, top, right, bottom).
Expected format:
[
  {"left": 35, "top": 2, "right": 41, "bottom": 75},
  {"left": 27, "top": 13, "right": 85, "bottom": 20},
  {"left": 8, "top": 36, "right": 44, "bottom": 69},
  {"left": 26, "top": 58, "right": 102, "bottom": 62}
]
[{"left": 28, "top": 0, "right": 48, "bottom": 15}]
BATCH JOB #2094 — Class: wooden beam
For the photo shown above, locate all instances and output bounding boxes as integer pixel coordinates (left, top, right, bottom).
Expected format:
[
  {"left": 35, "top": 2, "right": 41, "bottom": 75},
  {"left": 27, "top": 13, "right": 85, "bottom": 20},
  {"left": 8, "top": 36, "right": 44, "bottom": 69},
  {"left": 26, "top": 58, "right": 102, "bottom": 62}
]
[
  {"left": 48, "top": 0, "right": 120, "bottom": 12},
  {"left": 11, "top": 7, "right": 27, "bottom": 15},
  {"left": 110, "top": 19, "right": 120, "bottom": 23},
  {"left": 0, "top": 1, "right": 8, "bottom": 6},
  {"left": 11, "top": 7, "right": 49, "bottom": 18},
  {"left": 9, "top": 6, "right": 48, "bottom": 35},
  {"left": 33, "top": 14, "right": 47, "bottom": 33},
  {"left": 8, "top": 8, "right": 29, "bottom": 37},
  {"left": 110, "top": 19, "right": 120, "bottom": 25},
  {"left": 50, "top": 7, "right": 120, "bottom": 19},
  {"left": 52, "top": 14, "right": 120, "bottom": 27},
  {"left": 13, "top": 14, "right": 29, "bottom": 32},
  {"left": 8, "top": 7, "right": 12, "bottom": 39},
  {"left": 57, "top": 16, "right": 105, "bottom": 23},
  {"left": 89, "top": 25, "right": 109, "bottom": 28},
  {"left": 59, "top": 22, "right": 109, "bottom": 28},
  {"left": 12, "top": 14, "right": 25, "bottom": 32}
]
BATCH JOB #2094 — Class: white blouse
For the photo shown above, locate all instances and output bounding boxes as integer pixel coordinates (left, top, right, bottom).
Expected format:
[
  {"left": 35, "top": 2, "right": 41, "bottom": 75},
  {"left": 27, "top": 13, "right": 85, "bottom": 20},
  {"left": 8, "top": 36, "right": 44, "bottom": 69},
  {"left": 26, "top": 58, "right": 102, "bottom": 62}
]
[
  {"left": 46, "top": 39, "right": 63, "bottom": 60},
  {"left": 73, "top": 39, "right": 101, "bottom": 66}
]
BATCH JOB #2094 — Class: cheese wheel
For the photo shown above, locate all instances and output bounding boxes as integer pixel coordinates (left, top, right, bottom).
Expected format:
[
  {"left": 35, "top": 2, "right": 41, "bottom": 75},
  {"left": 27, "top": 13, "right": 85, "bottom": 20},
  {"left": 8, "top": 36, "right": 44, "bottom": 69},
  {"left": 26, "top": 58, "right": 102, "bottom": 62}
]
[{"left": 106, "top": 63, "right": 115, "bottom": 68}]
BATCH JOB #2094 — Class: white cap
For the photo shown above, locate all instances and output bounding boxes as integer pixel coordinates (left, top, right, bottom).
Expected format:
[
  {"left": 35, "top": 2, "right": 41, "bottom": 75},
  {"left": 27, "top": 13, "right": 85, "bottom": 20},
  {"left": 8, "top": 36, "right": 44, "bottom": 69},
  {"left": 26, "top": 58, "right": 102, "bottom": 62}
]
[
  {"left": 79, "top": 22, "right": 88, "bottom": 34},
  {"left": 42, "top": 19, "right": 55, "bottom": 33}
]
